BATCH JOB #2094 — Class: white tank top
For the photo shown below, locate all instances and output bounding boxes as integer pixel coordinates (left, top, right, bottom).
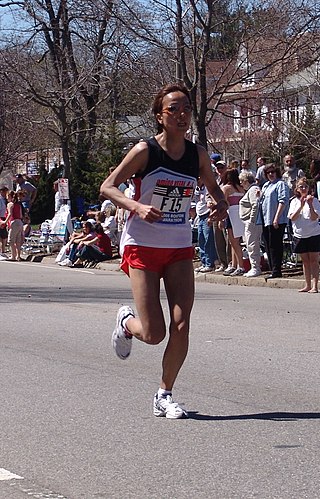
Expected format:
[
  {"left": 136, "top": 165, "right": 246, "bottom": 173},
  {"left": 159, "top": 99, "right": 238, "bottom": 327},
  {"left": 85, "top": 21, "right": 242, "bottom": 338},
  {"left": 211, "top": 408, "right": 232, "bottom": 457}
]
[{"left": 120, "top": 138, "right": 199, "bottom": 252}]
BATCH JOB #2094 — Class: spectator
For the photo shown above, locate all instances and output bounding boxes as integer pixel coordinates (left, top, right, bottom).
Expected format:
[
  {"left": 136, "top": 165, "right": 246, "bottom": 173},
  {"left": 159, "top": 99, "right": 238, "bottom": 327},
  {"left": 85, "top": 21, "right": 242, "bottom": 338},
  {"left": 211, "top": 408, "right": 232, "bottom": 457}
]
[
  {"left": 194, "top": 180, "right": 218, "bottom": 273},
  {"left": 309, "top": 159, "right": 320, "bottom": 199},
  {"left": 0, "top": 190, "right": 24, "bottom": 261},
  {"left": 189, "top": 201, "right": 198, "bottom": 244},
  {"left": 102, "top": 204, "right": 118, "bottom": 246},
  {"left": 288, "top": 177, "right": 320, "bottom": 293},
  {"left": 115, "top": 186, "right": 131, "bottom": 247},
  {"left": 74, "top": 223, "right": 112, "bottom": 268},
  {"left": 240, "top": 159, "right": 254, "bottom": 175},
  {"left": 53, "top": 180, "right": 62, "bottom": 212},
  {"left": 101, "top": 198, "right": 116, "bottom": 213},
  {"left": 282, "top": 154, "right": 304, "bottom": 196},
  {"left": 210, "top": 153, "right": 221, "bottom": 178},
  {"left": 229, "top": 159, "right": 239, "bottom": 171},
  {"left": 14, "top": 174, "right": 37, "bottom": 211},
  {"left": 212, "top": 160, "right": 231, "bottom": 271},
  {"left": 0, "top": 185, "right": 9, "bottom": 253},
  {"left": 255, "top": 156, "right": 268, "bottom": 187},
  {"left": 23, "top": 213, "right": 32, "bottom": 239},
  {"left": 239, "top": 171, "right": 262, "bottom": 277},
  {"left": 257, "top": 163, "right": 290, "bottom": 279},
  {"left": 59, "top": 221, "right": 96, "bottom": 267},
  {"left": 220, "top": 168, "right": 245, "bottom": 276}
]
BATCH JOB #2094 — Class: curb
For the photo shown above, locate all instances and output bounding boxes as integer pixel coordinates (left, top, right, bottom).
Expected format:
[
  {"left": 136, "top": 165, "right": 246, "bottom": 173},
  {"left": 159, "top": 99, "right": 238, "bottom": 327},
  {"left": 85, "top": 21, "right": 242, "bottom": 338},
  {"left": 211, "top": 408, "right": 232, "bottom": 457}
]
[
  {"left": 33, "top": 254, "right": 305, "bottom": 290},
  {"left": 194, "top": 271, "right": 305, "bottom": 290}
]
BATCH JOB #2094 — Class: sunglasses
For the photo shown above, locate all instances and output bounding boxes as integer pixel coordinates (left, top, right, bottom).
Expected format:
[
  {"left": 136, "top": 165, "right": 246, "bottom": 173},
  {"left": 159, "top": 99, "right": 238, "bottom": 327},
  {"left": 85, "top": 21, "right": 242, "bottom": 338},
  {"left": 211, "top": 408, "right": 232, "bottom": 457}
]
[
  {"left": 266, "top": 170, "right": 276, "bottom": 174},
  {"left": 162, "top": 104, "right": 192, "bottom": 115}
]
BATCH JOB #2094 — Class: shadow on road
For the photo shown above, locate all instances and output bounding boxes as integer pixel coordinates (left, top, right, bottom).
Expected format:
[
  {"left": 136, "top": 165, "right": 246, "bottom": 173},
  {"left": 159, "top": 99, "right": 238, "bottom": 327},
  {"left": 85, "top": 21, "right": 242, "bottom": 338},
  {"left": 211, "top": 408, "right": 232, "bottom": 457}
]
[
  {"left": 0, "top": 285, "right": 131, "bottom": 304},
  {"left": 187, "top": 411, "right": 320, "bottom": 421}
]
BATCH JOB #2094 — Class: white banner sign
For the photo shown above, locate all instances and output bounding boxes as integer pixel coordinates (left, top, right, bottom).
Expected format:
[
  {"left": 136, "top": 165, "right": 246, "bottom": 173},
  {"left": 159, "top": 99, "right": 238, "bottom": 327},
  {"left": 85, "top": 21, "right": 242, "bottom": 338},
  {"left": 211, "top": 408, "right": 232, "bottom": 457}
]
[{"left": 58, "top": 178, "right": 70, "bottom": 200}]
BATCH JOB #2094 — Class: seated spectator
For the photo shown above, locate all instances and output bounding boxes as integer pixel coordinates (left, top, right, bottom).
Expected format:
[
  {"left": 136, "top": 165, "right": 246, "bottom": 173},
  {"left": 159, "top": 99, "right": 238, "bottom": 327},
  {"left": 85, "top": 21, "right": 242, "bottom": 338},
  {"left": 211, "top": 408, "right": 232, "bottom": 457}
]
[
  {"left": 59, "top": 221, "right": 96, "bottom": 266},
  {"left": 74, "top": 223, "right": 112, "bottom": 268}
]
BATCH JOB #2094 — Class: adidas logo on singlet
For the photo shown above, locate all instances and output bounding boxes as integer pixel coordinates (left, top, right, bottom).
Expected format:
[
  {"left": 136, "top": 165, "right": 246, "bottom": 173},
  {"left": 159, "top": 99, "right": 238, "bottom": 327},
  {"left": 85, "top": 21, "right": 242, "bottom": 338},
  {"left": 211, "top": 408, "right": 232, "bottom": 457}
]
[{"left": 170, "top": 187, "right": 181, "bottom": 197}]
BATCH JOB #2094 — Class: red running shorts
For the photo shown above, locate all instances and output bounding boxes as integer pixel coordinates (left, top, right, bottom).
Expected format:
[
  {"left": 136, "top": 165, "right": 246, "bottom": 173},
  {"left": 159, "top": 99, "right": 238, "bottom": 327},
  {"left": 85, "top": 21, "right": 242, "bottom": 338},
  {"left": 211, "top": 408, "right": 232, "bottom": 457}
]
[{"left": 121, "top": 245, "right": 194, "bottom": 277}]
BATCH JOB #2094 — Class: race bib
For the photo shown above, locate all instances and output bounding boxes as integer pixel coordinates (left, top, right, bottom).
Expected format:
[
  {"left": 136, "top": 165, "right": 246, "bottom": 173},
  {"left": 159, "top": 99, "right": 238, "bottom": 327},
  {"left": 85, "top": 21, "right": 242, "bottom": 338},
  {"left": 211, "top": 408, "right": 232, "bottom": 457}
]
[{"left": 151, "top": 180, "right": 194, "bottom": 225}]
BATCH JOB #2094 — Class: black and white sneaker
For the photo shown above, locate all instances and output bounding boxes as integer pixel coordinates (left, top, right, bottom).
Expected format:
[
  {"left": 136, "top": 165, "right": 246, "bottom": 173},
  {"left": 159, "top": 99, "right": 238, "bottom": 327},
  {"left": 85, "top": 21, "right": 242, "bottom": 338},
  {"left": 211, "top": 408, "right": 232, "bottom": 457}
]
[
  {"left": 111, "top": 306, "right": 135, "bottom": 360},
  {"left": 153, "top": 393, "right": 188, "bottom": 419}
]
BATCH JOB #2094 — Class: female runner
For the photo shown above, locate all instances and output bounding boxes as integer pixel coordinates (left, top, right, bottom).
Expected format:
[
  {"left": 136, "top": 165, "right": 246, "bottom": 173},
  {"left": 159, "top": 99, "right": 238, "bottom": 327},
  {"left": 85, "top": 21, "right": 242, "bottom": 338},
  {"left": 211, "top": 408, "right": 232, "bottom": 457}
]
[{"left": 100, "top": 83, "right": 228, "bottom": 418}]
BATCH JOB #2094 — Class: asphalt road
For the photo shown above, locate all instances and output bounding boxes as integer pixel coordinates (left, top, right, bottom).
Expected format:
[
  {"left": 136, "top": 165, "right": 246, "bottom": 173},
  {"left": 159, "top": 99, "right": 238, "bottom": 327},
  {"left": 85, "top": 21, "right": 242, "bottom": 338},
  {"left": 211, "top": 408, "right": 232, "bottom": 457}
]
[{"left": 1, "top": 260, "right": 319, "bottom": 499}]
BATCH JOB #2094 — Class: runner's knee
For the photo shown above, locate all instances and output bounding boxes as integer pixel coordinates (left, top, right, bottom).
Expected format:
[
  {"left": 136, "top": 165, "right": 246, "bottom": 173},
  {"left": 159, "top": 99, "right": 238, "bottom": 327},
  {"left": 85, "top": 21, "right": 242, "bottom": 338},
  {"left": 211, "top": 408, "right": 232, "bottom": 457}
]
[
  {"left": 142, "top": 327, "right": 166, "bottom": 345},
  {"left": 169, "top": 320, "right": 190, "bottom": 338}
]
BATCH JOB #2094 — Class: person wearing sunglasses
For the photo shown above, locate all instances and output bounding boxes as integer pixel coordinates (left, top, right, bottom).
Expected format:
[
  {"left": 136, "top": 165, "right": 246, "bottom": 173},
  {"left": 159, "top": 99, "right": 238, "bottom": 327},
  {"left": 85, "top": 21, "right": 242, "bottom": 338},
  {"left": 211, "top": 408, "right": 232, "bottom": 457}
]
[
  {"left": 257, "top": 163, "right": 290, "bottom": 279},
  {"left": 288, "top": 178, "right": 320, "bottom": 293},
  {"left": 100, "top": 82, "right": 228, "bottom": 419}
]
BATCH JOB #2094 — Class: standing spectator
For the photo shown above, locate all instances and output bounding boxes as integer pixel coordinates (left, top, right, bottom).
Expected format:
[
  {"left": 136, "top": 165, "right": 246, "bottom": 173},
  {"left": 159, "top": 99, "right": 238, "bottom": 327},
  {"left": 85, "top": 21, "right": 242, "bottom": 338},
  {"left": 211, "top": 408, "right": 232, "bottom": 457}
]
[
  {"left": 240, "top": 159, "right": 254, "bottom": 175},
  {"left": 258, "top": 164, "right": 290, "bottom": 279},
  {"left": 210, "top": 153, "right": 221, "bottom": 178},
  {"left": 14, "top": 174, "right": 37, "bottom": 211},
  {"left": 282, "top": 155, "right": 304, "bottom": 196},
  {"left": 194, "top": 181, "right": 218, "bottom": 273},
  {"left": 100, "top": 82, "right": 228, "bottom": 419},
  {"left": 288, "top": 178, "right": 320, "bottom": 293},
  {"left": 239, "top": 172, "right": 262, "bottom": 277},
  {"left": 22, "top": 212, "right": 32, "bottom": 239},
  {"left": 53, "top": 180, "right": 62, "bottom": 213},
  {"left": 53, "top": 180, "right": 71, "bottom": 213},
  {"left": 229, "top": 159, "right": 239, "bottom": 171},
  {"left": 0, "top": 185, "right": 9, "bottom": 253},
  {"left": 221, "top": 168, "right": 245, "bottom": 276},
  {"left": 309, "top": 159, "right": 320, "bottom": 199},
  {"left": 102, "top": 204, "right": 118, "bottom": 246},
  {"left": 212, "top": 160, "right": 231, "bottom": 271},
  {"left": 255, "top": 156, "right": 268, "bottom": 187},
  {"left": 0, "top": 190, "right": 24, "bottom": 261}
]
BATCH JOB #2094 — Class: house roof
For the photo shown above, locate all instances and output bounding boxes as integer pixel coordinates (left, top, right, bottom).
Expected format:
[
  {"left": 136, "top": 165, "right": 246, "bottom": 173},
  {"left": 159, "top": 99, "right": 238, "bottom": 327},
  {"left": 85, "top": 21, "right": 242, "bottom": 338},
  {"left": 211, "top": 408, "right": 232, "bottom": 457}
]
[
  {"left": 207, "top": 32, "right": 320, "bottom": 103},
  {"left": 116, "top": 115, "right": 154, "bottom": 142}
]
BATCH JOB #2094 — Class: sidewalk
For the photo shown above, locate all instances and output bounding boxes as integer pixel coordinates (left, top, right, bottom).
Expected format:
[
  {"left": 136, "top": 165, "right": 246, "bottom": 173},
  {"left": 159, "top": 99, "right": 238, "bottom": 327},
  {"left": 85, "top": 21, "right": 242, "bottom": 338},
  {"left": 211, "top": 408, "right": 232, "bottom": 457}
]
[{"left": 33, "top": 253, "right": 306, "bottom": 290}]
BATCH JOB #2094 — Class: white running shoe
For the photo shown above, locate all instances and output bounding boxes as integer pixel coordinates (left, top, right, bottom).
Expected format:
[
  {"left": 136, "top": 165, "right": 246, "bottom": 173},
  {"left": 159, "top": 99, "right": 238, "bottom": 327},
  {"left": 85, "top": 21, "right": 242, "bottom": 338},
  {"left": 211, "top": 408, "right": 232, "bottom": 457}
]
[
  {"left": 214, "top": 264, "right": 225, "bottom": 272},
  {"left": 194, "top": 265, "right": 204, "bottom": 273},
  {"left": 199, "top": 266, "right": 214, "bottom": 273},
  {"left": 243, "top": 269, "right": 262, "bottom": 278},
  {"left": 153, "top": 393, "right": 188, "bottom": 419},
  {"left": 111, "top": 306, "right": 135, "bottom": 360},
  {"left": 59, "top": 258, "right": 72, "bottom": 267}
]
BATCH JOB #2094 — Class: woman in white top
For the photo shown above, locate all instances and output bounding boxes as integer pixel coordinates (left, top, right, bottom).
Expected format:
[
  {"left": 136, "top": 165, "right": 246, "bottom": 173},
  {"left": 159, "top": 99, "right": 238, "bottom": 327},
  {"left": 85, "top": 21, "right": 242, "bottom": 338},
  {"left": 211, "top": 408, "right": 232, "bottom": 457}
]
[{"left": 288, "top": 177, "right": 320, "bottom": 293}]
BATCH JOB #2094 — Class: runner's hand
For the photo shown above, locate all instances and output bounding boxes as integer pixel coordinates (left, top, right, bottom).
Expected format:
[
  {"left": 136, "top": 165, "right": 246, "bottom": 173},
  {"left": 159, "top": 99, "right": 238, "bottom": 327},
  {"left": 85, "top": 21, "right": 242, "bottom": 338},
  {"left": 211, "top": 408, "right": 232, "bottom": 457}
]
[
  {"left": 135, "top": 204, "right": 162, "bottom": 223},
  {"left": 207, "top": 199, "right": 228, "bottom": 223}
]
